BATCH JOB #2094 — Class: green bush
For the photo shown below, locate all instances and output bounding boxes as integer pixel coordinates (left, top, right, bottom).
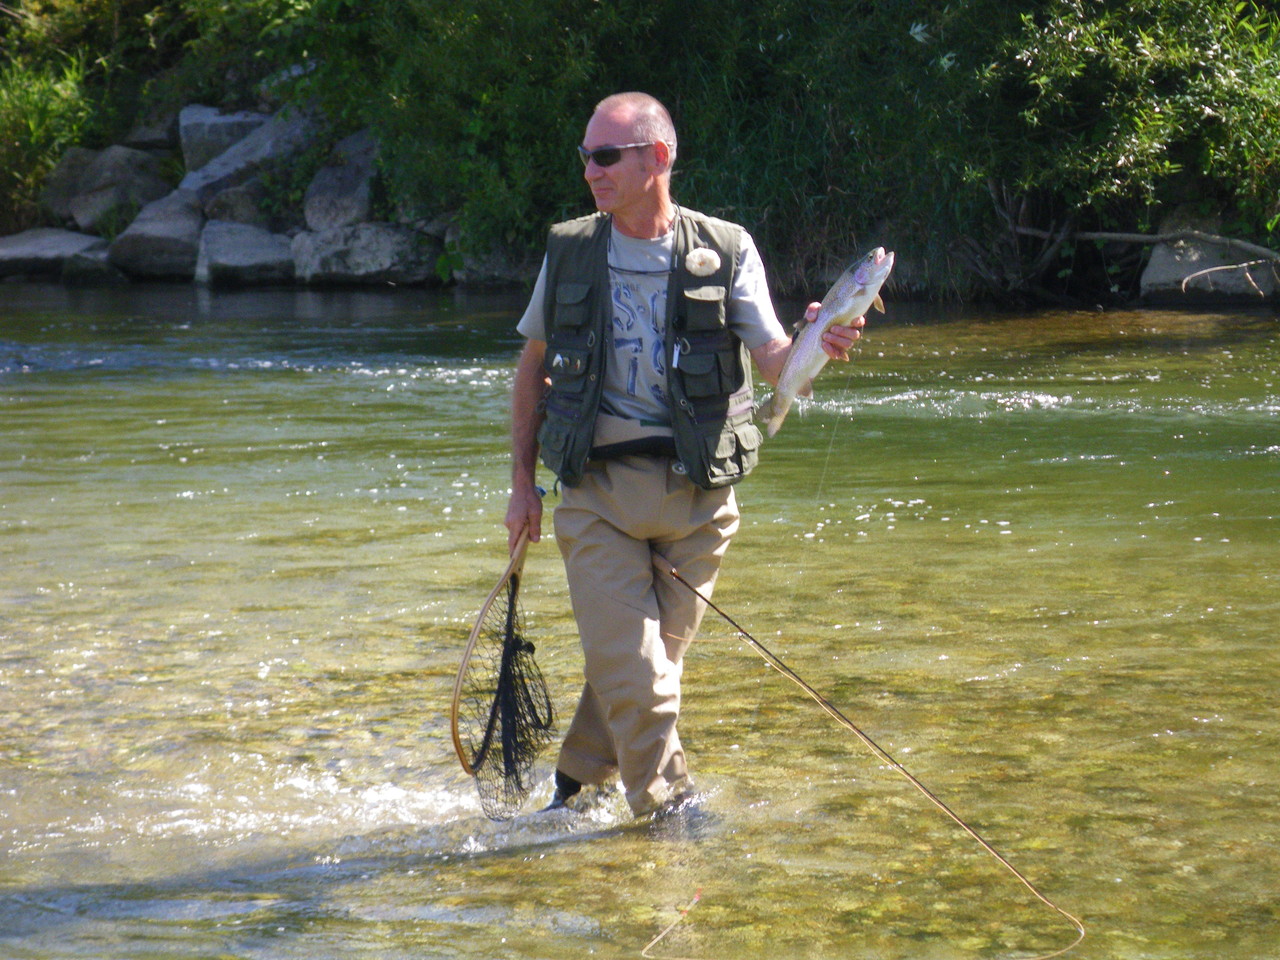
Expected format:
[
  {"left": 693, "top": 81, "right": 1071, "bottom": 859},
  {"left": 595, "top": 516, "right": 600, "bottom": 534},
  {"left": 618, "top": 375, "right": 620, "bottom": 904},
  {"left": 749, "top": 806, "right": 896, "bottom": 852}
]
[
  {"left": 0, "top": 53, "right": 91, "bottom": 234},
  {"left": 3, "top": 0, "right": 1280, "bottom": 299}
]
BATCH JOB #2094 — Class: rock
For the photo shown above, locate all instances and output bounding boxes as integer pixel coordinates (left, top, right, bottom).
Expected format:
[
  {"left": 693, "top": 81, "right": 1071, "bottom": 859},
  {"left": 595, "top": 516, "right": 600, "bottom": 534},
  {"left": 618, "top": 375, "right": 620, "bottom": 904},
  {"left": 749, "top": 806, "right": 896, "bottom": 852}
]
[
  {"left": 292, "top": 223, "right": 441, "bottom": 285},
  {"left": 179, "top": 108, "right": 317, "bottom": 202},
  {"left": 64, "top": 145, "right": 172, "bottom": 235},
  {"left": 123, "top": 111, "right": 180, "bottom": 151},
  {"left": 1141, "top": 208, "right": 1278, "bottom": 303},
  {"left": 63, "top": 245, "right": 129, "bottom": 285},
  {"left": 0, "top": 228, "right": 105, "bottom": 278},
  {"left": 444, "top": 222, "right": 535, "bottom": 284},
  {"left": 108, "top": 189, "right": 205, "bottom": 278},
  {"left": 204, "top": 179, "right": 271, "bottom": 228},
  {"left": 195, "top": 220, "right": 295, "bottom": 285},
  {"left": 179, "top": 104, "right": 271, "bottom": 171},
  {"left": 40, "top": 147, "right": 100, "bottom": 225},
  {"left": 303, "top": 129, "right": 379, "bottom": 231}
]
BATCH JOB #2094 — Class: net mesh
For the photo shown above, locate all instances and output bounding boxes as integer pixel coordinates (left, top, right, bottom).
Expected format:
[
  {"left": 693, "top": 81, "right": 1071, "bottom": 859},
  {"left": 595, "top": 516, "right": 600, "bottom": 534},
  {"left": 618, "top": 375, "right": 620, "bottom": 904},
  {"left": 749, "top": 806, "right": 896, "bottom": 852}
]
[{"left": 455, "top": 572, "right": 556, "bottom": 819}]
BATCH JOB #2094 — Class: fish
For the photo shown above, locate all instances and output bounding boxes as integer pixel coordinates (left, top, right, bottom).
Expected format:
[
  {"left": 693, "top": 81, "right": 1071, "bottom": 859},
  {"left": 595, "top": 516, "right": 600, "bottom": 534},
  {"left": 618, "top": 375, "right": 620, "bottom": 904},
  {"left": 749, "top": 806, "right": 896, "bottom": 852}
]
[{"left": 758, "top": 246, "right": 894, "bottom": 437}]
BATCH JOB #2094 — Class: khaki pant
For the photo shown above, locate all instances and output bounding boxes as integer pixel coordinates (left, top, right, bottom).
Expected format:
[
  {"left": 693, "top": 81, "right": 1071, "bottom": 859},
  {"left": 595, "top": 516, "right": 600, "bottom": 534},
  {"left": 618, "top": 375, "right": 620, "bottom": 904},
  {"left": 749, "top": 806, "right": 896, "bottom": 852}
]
[{"left": 553, "top": 454, "right": 739, "bottom": 815}]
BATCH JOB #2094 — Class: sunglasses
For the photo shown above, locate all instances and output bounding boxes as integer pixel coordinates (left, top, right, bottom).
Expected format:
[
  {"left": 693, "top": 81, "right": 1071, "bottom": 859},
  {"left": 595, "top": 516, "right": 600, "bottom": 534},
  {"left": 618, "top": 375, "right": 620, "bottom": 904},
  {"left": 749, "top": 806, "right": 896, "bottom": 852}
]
[{"left": 577, "top": 141, "right": 657, "bottom": 168}]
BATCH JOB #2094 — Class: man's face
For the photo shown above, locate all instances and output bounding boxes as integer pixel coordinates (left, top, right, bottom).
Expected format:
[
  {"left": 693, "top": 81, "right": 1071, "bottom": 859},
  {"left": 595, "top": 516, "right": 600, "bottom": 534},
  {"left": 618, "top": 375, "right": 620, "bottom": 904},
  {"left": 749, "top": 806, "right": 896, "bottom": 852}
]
[{"left": 581, "top": 106, "right": 662, "bottom": 218}]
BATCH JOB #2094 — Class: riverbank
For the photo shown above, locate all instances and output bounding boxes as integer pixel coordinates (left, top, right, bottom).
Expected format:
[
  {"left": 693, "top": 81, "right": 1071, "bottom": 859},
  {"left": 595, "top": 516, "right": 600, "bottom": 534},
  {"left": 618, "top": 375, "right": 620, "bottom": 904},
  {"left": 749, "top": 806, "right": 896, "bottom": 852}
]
[{"left": 2, "top": 100, "right": 1278, "bottom": 308}]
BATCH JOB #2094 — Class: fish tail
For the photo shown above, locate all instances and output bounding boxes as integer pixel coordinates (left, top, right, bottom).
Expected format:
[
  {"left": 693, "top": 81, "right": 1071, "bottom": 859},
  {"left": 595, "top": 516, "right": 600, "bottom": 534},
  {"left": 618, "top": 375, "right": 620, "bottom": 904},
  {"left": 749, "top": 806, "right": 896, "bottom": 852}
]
[{"left": 759, "top": 392, "right": 793, "bottom": 437}]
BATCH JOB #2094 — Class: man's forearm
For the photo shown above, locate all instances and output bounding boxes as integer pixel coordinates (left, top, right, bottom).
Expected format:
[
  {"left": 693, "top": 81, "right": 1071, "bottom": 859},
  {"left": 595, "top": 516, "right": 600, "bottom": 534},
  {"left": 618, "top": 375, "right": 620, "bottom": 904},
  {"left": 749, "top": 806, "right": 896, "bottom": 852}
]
[{"left": 511, "top": 339, "right": 549, "bottom": 485}]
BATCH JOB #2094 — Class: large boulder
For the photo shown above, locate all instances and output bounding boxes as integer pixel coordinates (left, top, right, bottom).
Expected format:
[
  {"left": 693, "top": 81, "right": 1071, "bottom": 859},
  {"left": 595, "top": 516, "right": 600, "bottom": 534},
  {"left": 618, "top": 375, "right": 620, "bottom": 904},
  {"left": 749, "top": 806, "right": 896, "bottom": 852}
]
[
  {"left": 179, "top": 109, "right": 317, "bottom": 203},
  {"left": 179, "top": 105, "right": 271, "bottom": 171},
  {"left": 63, "top": 245, "right": 129, "bottom": 285},
  {"left": 122, "top": 110, "right": 180, "bottom": 152},
  {"left": 291, "top": 223, "right": 440, "bottom": 285},
  {"left": 195, "top": 221, "right": 295, "bottom": 285},
  {"left": 443, "top": 221, "right": 536, "bottom": 285},
  {"left": 40, "top": 146, "right": 171, "bottom": 234},
  {"left": 0, "top": 228, "right": 104, "bottom": 278},
  {"left": 108, "top": 189, "right": 205, "bottom": 278},
  {"left": 40, "top": 148, "right": 98, "bottom": 224},
  {"left": 203, "top": 178, "right": 272, "bottom": 228},
  {"left": 66, "top": 146, "right": 172, "bottom": 234},
  {"left": 303, "top": 129, "right": 379, "bottom": 231},
  {"left": 1141, "top": 209, "right": 1279, "bottom": 303}
]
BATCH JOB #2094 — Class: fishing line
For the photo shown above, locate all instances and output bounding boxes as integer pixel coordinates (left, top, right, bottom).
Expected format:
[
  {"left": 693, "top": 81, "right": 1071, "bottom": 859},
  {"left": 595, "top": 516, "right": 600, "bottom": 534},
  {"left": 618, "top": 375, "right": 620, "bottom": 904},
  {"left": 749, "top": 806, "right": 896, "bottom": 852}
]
[
  {"left": 812, "top": 359, "right": 854, "bottom": 504},
  {"left": 645, "top": 553, "right": 1086, "bottom": 960}
]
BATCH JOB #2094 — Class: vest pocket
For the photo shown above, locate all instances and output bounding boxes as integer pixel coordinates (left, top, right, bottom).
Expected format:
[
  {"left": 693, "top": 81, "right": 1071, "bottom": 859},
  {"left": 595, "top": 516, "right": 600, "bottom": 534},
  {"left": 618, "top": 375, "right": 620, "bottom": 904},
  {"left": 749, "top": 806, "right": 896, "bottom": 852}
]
[
  {"left": 554, "top": 282, "right": 593, "bottom": 328},
  {"left": 677, "top": 347, "right": 742, "bottom": 398},
  {"left": 680, "top": 285, "right": 727, "bottom": 329},
  {"left": 538, "top": 417, "right": 572, "bottom": 457},
  {"left": 701, "top": 419, "right": 762, "bottom": 482},
  {"left": 545, "top": 347, "right": 591, "bottom": 392}
]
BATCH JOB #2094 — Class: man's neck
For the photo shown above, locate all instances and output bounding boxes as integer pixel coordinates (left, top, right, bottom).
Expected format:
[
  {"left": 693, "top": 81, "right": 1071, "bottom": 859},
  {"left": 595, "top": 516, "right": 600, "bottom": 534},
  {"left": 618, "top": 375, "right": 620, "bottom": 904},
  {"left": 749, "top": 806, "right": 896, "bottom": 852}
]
[{"left": 611, "top": 196, "right": 677, "bottom": 239}]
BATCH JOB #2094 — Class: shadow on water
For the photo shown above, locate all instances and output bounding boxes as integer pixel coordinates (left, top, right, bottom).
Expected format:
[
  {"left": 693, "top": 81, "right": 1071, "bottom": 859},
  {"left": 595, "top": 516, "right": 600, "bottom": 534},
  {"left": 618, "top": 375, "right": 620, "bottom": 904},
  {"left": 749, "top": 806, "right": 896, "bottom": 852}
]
[{"left": 0, "top": 790, "right": 722, "bottom": 956}]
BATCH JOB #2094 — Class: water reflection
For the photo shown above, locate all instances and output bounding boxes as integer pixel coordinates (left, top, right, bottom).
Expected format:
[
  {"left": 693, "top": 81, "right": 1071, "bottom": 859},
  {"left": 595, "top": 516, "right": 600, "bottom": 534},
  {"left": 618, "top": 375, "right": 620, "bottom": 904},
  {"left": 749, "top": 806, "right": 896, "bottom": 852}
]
[{"left": 1, "top": 283, "right": 1277, "bottom": 959}]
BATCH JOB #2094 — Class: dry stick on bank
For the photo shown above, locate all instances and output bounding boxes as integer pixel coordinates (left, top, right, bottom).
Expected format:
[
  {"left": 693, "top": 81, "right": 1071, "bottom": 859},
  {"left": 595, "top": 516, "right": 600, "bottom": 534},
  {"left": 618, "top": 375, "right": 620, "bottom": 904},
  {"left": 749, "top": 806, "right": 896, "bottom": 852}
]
[
  {"left": 959, "top": 179, "right": 1280, "bottom": 300},
  {"left": 1013, "top": 225, "right": 1280, "bottom": 297}
]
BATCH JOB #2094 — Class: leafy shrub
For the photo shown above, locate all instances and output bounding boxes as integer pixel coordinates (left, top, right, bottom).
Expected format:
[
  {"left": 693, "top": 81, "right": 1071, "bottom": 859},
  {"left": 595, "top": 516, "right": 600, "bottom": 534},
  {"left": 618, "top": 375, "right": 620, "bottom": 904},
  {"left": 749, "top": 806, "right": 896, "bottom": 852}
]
[{"left": 0, "top": 53, "right": 91, "bottom": 233}]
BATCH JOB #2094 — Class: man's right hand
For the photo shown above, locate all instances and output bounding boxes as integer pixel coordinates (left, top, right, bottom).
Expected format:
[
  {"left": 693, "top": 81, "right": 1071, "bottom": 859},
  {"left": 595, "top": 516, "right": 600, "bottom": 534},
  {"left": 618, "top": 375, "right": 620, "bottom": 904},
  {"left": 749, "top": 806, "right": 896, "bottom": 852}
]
[{"left": 505, "top": 483, "right": 543, "bottom": 553}]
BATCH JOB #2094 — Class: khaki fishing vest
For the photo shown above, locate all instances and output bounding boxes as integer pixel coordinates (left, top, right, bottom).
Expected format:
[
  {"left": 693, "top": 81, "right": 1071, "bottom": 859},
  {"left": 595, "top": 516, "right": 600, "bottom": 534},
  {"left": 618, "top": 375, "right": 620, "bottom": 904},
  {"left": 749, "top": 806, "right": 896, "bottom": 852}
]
[{"left": 536, "top": 209, "right": 762, "bottom": 490}]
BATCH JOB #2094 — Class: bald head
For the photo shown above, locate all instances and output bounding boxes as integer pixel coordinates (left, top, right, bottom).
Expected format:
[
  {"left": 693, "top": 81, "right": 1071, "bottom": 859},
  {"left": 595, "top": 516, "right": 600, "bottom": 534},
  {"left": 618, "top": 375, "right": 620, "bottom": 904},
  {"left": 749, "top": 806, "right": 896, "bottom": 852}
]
[{"left": 594, "top": 92, "right": 677, "bottom": 169}]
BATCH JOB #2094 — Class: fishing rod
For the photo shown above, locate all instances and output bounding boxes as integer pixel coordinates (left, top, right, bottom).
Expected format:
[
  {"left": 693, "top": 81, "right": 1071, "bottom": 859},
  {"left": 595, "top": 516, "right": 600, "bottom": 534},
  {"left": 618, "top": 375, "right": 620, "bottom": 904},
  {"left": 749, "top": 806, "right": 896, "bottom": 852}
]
[{"left": 647, "top": 552, "right": 1086, "bottom": 960}]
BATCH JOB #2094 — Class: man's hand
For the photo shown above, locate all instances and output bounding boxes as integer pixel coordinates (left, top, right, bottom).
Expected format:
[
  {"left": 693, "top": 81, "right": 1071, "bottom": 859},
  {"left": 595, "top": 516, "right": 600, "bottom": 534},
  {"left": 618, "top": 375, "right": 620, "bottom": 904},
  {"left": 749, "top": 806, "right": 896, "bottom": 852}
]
[
  {"left": 505, "top": 482, "right": 543, "bottom": 553},
  {"left": 806, "top": 301, "right": 866, "bottom": 362}
]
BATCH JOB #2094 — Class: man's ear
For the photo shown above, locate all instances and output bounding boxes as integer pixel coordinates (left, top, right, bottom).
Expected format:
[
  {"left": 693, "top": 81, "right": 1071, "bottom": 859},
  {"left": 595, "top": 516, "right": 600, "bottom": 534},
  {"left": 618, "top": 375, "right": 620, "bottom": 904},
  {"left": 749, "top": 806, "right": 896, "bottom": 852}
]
[{"left": 653, "top": 140, "right": 671, "bottom": 173}]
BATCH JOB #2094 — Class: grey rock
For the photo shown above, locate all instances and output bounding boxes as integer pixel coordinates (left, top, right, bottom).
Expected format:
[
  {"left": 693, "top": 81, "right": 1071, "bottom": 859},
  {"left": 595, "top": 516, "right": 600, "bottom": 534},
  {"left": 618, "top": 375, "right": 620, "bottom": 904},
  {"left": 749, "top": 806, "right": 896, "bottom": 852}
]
[
  {"left": 123, "top": 111, "right": 179, "bottom": 151},
  {"left": 195, "top": 220, "right": 295, "bottom": 285},
  {"left": 180, "top": 109, "right": 317, "bottom": 202},
  {"left": 179, "top": 104, "right": 271, "bottom": 172},
  {"left": 108, "top": 189, "right": 205, "bottom": 278},
  {"left": 64, "top": 145, "right": 172, "bottom": 234},
  {"left": 303, "top": 129, "right": 379, "bottom": 232},
  {"left": 444, "top": 222, "right": 535, "bottom": 285},
  {"left": 292, "top": 223, "right": 440, "bottom": 285},
  {"left": 40, "top": 147, "right": 99, "bottom": 224},
  {"left": 0, "top": 228, "right": 104, "bottom": 278},
  {"left": 1141, "top": 208, "right": 1279, "bottom": 303},
  {"left": 204, "top": 179, "right": 271, "bottom": 227},
  {"left": 63, "top": 245, "right": 129, "bottom": 285}
]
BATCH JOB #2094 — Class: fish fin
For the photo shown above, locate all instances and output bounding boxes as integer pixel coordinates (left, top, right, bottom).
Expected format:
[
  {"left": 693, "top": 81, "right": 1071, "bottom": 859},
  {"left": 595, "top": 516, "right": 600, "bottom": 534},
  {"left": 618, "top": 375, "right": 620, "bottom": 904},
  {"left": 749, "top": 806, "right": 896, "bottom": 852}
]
[
  {"left": 756, "top": 393, "right": 775, "bottom": 423},
  {"left": 873, "top": 294, "right": 885, "bottom": 313},
  {"left": 798, "top": 380, "right": 814, "bottom": 399}
]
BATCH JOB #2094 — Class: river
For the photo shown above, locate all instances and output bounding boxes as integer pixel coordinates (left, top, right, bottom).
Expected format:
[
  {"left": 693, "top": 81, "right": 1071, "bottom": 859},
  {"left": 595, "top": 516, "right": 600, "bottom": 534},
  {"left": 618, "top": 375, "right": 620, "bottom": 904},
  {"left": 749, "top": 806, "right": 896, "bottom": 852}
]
[{"left": 2, "top": 282, "right": 1277, "bottom": 959}]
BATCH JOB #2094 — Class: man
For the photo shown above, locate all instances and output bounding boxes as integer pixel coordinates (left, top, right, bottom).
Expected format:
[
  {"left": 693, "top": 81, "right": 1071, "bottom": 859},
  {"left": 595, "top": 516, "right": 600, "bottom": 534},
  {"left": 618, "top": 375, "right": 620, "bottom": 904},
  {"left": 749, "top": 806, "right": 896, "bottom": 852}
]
[{"left": 505, "top": 92, "right": 863, "bottom": 817}]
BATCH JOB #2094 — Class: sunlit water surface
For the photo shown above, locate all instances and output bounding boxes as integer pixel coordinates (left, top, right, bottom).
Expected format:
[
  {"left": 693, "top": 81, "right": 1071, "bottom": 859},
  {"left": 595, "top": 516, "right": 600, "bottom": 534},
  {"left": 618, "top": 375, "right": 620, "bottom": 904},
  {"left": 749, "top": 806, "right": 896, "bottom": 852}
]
[{"left": 2, "top": 283, "right": 1277, "bottom": 959}]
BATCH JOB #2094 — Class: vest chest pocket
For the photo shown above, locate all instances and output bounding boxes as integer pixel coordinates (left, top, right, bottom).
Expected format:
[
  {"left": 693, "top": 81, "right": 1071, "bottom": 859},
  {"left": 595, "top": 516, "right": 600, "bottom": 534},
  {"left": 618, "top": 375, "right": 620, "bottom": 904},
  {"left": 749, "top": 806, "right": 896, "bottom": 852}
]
[
  {"left": 553, "top": 281, "right": 592, "bottom": 329},
  {"left": 680, "top": 285, "right": 727, "bottom": 330}
]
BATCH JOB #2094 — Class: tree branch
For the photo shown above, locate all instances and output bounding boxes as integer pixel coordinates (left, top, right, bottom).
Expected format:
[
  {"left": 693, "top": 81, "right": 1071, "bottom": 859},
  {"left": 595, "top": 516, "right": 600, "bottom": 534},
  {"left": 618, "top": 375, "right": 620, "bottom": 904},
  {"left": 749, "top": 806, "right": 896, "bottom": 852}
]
[{"left": 1013, "top": 225, "right": 1280, "bottom": 262}]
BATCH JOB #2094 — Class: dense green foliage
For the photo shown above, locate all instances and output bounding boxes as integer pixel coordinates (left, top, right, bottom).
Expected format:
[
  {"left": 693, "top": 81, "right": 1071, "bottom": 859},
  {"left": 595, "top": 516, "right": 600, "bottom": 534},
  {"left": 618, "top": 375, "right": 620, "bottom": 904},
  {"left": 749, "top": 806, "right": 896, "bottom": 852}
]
[{"left": 3, "top": 0, "right": 1280, "bottom": 298}]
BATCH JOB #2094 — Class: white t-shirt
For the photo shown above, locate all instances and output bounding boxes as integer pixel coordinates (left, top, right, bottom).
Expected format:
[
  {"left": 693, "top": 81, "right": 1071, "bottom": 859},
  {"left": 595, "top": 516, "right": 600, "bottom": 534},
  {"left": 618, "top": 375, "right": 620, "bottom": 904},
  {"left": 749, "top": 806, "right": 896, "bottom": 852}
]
[{"left": 517, "top": 222, "right": 785, "bottom": 425}]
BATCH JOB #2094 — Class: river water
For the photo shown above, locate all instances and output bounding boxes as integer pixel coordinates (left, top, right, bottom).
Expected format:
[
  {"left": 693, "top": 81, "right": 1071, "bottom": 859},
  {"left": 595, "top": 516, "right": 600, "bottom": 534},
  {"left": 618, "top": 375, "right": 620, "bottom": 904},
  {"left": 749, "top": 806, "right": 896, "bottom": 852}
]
[{"left": 1, "top": 282, "right": 1276, "bottom": 960}]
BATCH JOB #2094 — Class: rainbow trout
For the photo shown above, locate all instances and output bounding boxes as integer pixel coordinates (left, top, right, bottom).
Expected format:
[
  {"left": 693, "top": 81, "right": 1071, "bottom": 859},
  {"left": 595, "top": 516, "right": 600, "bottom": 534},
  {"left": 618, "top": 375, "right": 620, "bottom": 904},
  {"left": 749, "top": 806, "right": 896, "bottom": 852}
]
[{"left": 758, "top": 247, "right": 894, "bottom": 437}]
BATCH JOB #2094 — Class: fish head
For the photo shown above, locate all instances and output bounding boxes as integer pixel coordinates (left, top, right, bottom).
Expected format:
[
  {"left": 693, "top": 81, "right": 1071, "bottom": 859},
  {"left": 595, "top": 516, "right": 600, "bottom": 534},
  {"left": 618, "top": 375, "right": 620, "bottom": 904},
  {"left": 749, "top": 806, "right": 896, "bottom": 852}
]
[{"left": 851, "top": 247, "right": 894, "bottom": 286}]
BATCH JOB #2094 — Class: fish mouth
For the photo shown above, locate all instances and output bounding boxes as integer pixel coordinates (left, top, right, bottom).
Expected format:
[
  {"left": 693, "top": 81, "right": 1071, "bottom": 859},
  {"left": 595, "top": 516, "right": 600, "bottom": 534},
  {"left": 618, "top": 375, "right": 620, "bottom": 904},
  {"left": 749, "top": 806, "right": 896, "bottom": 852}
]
[{"left": 871, "top": 247, "right": 895, "bottom": 274}]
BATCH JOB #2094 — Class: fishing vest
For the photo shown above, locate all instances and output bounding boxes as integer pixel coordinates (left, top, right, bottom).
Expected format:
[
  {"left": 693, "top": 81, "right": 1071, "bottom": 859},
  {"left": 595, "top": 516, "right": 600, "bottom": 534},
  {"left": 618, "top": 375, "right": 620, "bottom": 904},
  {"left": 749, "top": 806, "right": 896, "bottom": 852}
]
[{"left": 537, "top": 209, "right": 762, "bottom": 490}]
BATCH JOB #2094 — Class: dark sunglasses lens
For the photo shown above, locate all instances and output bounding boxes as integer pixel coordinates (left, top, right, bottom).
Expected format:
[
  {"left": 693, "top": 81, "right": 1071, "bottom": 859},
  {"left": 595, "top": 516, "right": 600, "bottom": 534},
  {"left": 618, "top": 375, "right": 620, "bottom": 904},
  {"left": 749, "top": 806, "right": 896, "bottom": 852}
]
[{"left": 579, "top": 146, "right": 623, "bottom": 168}]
